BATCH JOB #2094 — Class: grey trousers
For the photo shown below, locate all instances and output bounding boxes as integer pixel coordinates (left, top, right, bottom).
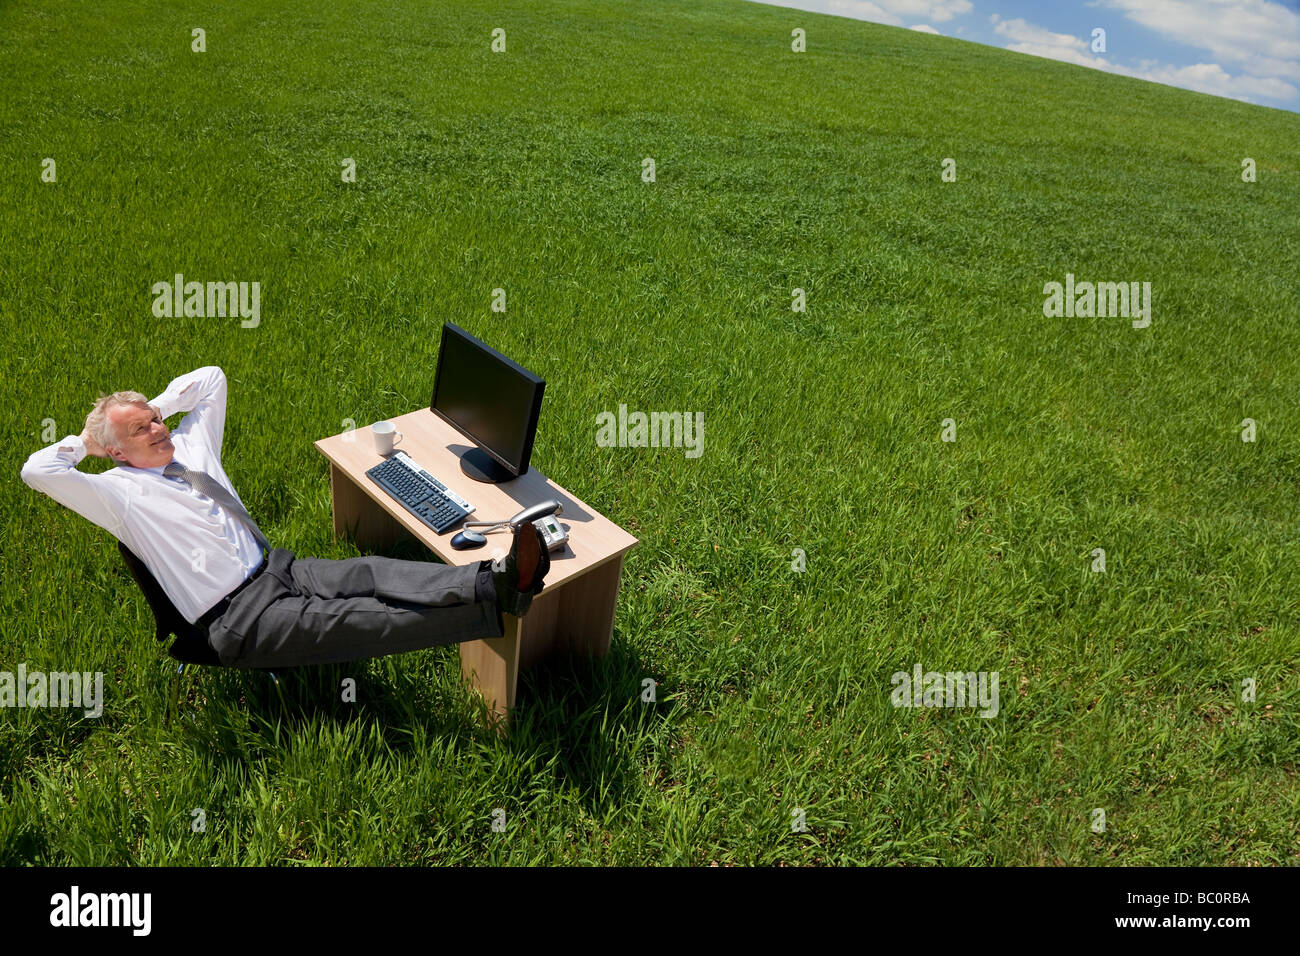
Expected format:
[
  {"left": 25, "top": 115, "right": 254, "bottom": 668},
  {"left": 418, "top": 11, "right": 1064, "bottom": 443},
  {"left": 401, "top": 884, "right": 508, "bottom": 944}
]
[{"left": 205, "top": 548, "right": 504, "bottom": 669}]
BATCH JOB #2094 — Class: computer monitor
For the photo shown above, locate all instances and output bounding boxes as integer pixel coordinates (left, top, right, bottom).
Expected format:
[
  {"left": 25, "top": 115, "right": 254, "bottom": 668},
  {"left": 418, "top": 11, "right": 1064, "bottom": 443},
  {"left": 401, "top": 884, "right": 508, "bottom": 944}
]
[{"left": 430, "top": 322, "right": 545, "bottom": 484}]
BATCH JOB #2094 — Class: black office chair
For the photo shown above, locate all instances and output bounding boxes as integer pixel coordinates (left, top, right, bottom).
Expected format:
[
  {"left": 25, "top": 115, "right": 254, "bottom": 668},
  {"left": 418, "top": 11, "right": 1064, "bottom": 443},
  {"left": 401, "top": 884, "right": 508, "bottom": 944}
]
[{"left": 117, "top": 541, "right": 283, "bottom": 722}]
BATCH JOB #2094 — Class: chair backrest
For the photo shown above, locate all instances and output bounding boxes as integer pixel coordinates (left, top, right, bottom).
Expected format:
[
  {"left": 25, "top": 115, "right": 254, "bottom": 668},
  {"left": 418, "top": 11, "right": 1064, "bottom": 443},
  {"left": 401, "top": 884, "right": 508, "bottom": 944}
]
[{"left": 117, "top": 541, "right": 221, "bottom": 666}]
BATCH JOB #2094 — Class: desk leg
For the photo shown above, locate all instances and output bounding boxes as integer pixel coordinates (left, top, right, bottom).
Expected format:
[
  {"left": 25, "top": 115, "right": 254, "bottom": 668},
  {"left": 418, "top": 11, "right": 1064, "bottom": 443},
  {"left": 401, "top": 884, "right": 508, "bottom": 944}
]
[
  {"left": 458, "top": 554, "right": 627, "bottom": 733},
  {"left": 458, "top": 615, "right": 521, "bottom": 735},
  {"left": 553, "top": 554, "right": 626, "bottom": 657}
]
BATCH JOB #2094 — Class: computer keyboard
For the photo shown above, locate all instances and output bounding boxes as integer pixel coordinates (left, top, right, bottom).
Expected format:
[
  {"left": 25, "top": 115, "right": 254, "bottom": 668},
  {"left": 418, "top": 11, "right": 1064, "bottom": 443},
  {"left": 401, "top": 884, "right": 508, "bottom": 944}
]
[{"left": 365, "top": 450, "right": 475, "bottom": 534}]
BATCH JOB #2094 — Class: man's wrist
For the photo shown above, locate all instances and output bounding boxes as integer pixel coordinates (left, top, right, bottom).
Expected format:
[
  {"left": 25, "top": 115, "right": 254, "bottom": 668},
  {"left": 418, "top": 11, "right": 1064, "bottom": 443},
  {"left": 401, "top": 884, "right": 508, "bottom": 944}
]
[{"left": 77, "top": 431, "right": 103, "bottom": 458}]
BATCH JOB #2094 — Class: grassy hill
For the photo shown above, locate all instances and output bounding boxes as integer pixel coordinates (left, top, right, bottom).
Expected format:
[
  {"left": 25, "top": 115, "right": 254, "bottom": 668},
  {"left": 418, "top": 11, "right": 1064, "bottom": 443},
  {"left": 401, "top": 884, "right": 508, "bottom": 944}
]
[{"left": 1, "top": 0, "right": 1297, "bottom": 864}]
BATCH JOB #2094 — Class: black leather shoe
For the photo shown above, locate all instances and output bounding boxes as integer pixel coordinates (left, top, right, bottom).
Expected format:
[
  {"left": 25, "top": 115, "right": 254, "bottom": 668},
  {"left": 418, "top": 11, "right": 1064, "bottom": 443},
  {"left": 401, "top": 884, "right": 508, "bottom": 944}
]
[{"left": 491, "top": 524, "right": 549, "bottom": 616}]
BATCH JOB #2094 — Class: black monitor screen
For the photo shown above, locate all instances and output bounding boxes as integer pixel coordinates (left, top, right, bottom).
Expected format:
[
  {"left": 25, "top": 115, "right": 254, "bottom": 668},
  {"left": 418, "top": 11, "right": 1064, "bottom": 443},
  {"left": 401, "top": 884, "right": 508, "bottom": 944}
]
[{"left": 430, "top": 323, "right": 545, "bottom": 478}]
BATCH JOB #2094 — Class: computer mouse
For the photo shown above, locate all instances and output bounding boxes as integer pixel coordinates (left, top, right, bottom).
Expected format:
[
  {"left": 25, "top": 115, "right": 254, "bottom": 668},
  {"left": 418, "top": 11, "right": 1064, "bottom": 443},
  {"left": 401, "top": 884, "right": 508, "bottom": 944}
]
[{"left": 450, "top": 530, "right": 487, "bottom": 550}]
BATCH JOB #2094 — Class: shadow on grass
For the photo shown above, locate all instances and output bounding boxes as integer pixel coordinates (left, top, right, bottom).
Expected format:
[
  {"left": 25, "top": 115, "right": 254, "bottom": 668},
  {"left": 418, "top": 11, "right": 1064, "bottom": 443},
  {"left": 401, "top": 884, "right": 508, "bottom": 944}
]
[
  {"left": 142, "top": 535, "right": 682, "bottom": 817},
  {"left": 162, "top": 625, "right": 678, "bottom": 818}
]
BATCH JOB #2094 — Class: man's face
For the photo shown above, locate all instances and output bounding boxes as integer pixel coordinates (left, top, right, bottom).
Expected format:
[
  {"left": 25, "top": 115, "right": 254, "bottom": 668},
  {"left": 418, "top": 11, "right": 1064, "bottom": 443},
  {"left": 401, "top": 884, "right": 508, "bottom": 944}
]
[{"left": 107, "top": 403, "right": 174, "bottom": 468}]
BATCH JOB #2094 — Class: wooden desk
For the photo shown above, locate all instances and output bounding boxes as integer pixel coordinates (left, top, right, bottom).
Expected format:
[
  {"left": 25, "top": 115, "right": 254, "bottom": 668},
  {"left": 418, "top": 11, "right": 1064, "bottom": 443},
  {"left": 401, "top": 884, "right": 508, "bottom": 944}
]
[{"left": 314, "top": 408, "right": 638, "bottom": 731}]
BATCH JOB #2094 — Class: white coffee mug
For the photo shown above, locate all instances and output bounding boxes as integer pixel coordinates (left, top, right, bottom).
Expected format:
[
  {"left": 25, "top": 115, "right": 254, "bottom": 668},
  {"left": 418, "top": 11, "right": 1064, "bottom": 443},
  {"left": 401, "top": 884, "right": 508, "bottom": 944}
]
[{"left": 372, "top": 421, "right": 403, "bottom": 455}]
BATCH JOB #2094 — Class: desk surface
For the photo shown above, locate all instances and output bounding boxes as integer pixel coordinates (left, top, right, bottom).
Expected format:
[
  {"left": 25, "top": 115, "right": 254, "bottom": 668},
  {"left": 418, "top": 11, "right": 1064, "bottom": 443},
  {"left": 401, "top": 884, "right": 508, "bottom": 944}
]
[{"left": 314, "top": 408, "right": 638, "bottom": 590}]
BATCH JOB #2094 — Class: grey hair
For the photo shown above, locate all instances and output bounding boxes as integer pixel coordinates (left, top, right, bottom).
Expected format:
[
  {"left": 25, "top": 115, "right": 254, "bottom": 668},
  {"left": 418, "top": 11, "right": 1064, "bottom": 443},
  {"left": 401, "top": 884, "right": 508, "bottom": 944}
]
[{"left": 85, "top": 390, "right": 151, "bottom": 452}]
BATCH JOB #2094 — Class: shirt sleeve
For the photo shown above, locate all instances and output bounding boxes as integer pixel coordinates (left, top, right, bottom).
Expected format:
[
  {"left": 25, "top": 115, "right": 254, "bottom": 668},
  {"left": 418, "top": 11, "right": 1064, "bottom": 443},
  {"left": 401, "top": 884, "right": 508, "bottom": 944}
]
[
  {"left": 20, "top": 434, "right": 131, "bottom": 539},
  {"left": 151, "top": 366, "right": 228, "bottom": 461}
]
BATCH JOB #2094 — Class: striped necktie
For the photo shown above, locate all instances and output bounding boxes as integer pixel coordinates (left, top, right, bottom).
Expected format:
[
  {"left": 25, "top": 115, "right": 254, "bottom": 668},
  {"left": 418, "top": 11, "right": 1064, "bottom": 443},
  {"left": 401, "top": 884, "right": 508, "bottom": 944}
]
[{"left": 163, "top": 460, "right": 268, "bottom": 550}]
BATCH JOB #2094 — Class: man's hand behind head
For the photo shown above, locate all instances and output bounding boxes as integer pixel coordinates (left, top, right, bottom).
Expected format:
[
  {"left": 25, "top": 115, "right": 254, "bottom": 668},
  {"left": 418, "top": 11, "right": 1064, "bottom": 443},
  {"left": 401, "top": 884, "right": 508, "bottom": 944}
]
[{"left": 79, "top": 426, "right": 108, "bottom": 458}]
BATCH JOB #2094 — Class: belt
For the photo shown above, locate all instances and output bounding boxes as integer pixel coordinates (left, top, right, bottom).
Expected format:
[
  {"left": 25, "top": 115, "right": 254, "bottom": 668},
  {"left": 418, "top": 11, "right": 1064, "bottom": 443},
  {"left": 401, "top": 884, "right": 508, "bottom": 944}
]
[{"left": 195, "top": 553, "right": 269, "bottom": 631}]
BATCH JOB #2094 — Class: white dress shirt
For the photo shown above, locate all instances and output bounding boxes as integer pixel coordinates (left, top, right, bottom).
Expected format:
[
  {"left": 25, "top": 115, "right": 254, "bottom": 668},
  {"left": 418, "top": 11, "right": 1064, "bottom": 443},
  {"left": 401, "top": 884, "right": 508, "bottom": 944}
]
[{"left": 21, "top": 366, "right": 266, "bottom": 625}]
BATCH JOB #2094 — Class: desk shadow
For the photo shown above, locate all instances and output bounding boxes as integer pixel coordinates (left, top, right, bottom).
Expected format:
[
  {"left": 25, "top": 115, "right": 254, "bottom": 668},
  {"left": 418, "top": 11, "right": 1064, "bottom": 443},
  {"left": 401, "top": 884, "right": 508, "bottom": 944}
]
[
  {"left": 446, "top": 444, "right": 596, "bottom": 525},
  {"left": 501, "top": 637, "right": 675, "bottom": 813},
  {"left": 177, "top": 628, "right": 672, "bottom": 821}
]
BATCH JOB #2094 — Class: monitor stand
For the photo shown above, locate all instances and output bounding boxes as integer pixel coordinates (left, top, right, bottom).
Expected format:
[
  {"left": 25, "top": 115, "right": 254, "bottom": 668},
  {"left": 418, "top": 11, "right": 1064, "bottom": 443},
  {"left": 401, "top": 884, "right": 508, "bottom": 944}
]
[{"left": 459, "top": 447, "right": 518, "bottom": 484}]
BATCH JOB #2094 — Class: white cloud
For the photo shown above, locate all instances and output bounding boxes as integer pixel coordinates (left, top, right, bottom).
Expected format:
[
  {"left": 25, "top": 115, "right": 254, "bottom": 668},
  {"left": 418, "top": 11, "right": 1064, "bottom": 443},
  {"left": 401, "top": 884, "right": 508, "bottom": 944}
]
[
  {"left": 1097, "top": 0, "right": 1300, "bottom": 82},
  {"left": 748, "top": 0, "right": 1298, "bottom": 105},
  {"left": 991, "top": 13, "right": 1298, "bottom": 103},
  {"left": 748, "top": 0, "right": 971, "bottom": 28},
  {"left": 1132, "top": 60, "right": 1298, "bottom": 100},
  {"left": 993, "top": 16, "right": 1112, "bottom": 68},
  {"left": 822, "top": 1, "right": 903, "bottom": 26},
  {"left": 877, "top": 0, "right": 971, "bottom": 22},
  {"left": 910, "top": 23, "right": 941, "bottom": 34}
]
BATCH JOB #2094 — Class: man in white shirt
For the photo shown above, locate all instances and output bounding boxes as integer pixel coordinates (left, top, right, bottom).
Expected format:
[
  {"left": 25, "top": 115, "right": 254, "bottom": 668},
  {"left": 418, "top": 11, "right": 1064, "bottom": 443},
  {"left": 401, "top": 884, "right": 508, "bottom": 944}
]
[{"left": 21, "top": 366, "right": 548, "bottom": 669}]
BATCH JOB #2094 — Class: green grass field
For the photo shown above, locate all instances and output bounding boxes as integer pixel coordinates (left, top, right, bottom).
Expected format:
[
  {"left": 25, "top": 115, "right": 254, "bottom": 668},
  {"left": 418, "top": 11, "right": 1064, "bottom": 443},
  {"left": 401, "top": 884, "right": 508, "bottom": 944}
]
[{"left": 2, "top": 0, "right": 1298, "bottom": 865}]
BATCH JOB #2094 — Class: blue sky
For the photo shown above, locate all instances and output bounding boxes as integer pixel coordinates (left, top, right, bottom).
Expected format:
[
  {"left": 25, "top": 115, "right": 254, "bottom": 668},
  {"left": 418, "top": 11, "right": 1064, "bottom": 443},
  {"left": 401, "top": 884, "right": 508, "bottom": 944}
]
[{"left": 746, "top": 0, "right": 1300, "bottom": 112}]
